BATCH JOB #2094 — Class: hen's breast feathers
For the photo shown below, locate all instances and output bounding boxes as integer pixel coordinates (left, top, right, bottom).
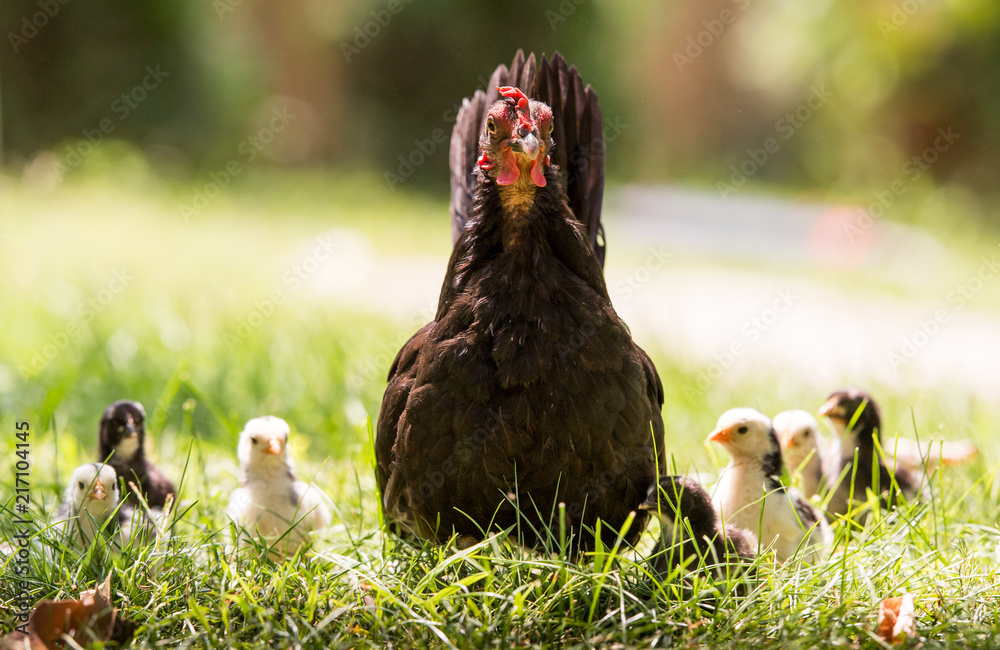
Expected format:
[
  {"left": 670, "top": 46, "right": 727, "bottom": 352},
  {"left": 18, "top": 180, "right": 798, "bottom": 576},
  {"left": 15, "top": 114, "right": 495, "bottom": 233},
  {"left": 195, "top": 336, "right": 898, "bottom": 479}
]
[{"left": 376, "top": 197, "right": 663, "bottom": 545}]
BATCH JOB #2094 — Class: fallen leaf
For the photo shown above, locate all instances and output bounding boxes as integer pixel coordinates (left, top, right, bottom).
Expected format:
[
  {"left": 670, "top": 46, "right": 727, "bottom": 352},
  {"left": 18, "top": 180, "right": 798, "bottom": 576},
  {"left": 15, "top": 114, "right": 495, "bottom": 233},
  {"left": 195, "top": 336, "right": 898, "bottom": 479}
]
[
  {"left": 1, "top": 574, "right": 134, "bottom": 649},
  {"left": 877, "top": 593, "right": 916, "bottom": 645}
]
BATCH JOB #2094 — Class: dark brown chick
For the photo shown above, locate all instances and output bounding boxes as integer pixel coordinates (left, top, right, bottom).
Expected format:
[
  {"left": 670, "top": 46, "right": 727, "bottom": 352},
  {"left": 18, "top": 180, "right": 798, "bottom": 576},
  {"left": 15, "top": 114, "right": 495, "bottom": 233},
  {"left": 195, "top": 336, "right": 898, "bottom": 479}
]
[
  {"left": 819, "top": 388, "right": 924, "bottom": 517},
  {"left": 98, "top": 400, "right": 175, "bottom": 508},
  {"left": 640, "top": 476, "right": 757, "bottom": 579}
]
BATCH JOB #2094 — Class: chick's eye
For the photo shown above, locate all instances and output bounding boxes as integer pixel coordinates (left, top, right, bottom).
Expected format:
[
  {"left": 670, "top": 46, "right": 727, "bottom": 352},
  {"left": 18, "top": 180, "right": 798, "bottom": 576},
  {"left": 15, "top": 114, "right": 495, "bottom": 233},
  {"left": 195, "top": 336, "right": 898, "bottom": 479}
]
[
  {"left": 487, "top": 117, "right": 497, "bottom": 135},
  {"left": 803, "top": 431, "right": 811, "bottom": 438},
  {"left": 251, "top": 438, "right": 258, "bottom": 445},
  {"left": 737, "top": 426, "right": 748, "bottom": 434},
  {"left": 78, "top": 481, "right": 85, "bottom": 490}
]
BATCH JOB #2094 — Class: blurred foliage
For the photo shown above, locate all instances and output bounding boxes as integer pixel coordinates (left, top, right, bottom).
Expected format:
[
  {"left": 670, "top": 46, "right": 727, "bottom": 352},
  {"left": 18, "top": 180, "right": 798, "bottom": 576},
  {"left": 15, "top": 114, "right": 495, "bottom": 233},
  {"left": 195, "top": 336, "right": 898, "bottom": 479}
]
[{"left": 1, "top": 0, "right": 998, "bottom": 219}]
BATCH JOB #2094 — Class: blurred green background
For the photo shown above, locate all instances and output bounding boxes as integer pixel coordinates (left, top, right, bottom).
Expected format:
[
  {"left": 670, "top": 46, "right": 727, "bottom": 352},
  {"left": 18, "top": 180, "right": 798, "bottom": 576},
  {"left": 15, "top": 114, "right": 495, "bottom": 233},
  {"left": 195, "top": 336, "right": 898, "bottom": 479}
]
[
  {"left": 2, "top": 0, "right": 999, "bottom": 217},
  {"left": 1, "top": 0, "right": 999, "bottom": 472}
]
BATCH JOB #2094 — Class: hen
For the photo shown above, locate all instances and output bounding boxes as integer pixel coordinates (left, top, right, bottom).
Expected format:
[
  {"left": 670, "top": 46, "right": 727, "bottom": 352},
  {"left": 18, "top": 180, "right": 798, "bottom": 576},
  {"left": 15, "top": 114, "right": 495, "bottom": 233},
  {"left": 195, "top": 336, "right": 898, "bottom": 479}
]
[{"left": 376, "top": 51, "right": 664, "bottom": 552}]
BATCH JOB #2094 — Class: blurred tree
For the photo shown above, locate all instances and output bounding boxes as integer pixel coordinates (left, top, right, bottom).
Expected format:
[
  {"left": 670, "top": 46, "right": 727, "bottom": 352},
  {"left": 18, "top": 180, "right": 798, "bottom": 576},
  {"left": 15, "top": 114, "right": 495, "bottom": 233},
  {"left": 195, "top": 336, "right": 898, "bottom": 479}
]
[
  {"left": 1, "top": 0, "right": 213, "bottom": 170},
  {"left": 1, "top": 0, "right": 998, "bottom": 219}
]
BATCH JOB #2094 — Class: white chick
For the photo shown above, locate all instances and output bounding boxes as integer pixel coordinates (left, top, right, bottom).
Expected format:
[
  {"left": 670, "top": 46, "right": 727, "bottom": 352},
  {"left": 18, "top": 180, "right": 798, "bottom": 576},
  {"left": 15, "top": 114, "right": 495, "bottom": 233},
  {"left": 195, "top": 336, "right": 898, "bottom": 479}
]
[
  {"left": 227, "top": 416, "right": 332, "bottom": 558},
  {"left": 708, "top": 408, "right": 831, "bottom": 563},
  {"left": 54, "top": 463, "right": 121, "bottom": 547},
  {"left": 773, "top": 410, "right": 826, "bottom": 500}
]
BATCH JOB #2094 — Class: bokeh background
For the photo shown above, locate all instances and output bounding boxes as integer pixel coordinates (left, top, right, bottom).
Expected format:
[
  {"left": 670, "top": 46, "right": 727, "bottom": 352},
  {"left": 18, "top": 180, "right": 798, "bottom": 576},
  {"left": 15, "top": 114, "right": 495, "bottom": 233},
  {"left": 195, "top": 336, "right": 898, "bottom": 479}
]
[{"left": 1, "top": 0, "right": 998, "bottom": 481}]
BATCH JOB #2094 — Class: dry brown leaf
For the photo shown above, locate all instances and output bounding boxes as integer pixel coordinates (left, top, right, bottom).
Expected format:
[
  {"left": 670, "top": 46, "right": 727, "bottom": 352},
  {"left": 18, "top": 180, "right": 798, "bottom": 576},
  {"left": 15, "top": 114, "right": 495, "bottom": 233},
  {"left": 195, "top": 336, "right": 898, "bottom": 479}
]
[
  {"left": 1, "top": 574, "right": 133, "bottom": 649},
  {"left": 877, "top": 593, "right": 916, "bottom": 645}
]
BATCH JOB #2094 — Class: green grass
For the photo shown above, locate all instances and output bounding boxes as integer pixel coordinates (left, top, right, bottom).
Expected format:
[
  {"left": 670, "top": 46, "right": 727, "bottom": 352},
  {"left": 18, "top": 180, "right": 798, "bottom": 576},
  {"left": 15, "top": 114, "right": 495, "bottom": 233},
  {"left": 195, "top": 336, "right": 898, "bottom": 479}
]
[{"left": 1, "top": 173, "right": 1000, "bottom": 648}]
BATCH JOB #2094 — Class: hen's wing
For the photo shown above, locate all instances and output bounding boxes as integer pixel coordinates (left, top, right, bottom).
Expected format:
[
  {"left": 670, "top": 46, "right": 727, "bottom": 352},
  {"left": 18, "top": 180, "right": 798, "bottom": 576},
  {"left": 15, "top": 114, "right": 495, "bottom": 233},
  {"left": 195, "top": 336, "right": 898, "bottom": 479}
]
[
  {"left": 449, "top": 50, "right": 606, "bottom": 266},
  {"left": 376, "top": 322, "right": 435, "bottom": 518}
]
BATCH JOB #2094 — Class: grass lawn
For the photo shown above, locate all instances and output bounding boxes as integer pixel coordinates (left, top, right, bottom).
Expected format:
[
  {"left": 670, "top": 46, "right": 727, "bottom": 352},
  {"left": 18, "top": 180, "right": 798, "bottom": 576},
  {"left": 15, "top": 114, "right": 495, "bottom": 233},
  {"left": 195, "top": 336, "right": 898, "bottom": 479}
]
[{"left": 1, "top": 173, "right": 999, "bottom": 648}]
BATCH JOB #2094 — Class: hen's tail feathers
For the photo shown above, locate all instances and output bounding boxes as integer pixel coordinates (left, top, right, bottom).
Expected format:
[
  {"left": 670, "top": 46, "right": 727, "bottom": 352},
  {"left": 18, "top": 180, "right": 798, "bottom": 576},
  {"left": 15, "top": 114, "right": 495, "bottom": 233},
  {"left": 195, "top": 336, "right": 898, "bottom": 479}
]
[{"left": 449, "top": 50, "right": 606, "bottom": 267}]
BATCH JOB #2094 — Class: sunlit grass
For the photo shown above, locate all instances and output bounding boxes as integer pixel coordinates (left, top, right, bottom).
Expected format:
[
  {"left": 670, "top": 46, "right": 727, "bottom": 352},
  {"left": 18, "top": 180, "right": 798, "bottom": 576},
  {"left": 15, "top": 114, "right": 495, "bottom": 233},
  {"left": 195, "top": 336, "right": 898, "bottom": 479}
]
[{"left": 1, "top": 174, "right": 999, "bottom": 647}]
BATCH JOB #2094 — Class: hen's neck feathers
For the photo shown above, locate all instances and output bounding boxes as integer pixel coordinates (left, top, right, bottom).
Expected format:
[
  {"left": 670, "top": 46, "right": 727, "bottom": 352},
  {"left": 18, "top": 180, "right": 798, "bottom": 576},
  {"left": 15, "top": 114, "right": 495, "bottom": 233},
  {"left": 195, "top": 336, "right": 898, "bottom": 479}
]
[{"left": 438, "top": 164, "right": 607, "bottom": 319}]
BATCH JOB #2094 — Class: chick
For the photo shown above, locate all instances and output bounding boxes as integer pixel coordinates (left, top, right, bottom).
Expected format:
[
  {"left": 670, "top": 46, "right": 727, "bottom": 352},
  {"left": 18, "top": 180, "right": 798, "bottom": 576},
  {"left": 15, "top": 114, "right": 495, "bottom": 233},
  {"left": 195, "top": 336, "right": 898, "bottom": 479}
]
[
  {"left": 227, "top": 416, "right": 332, "bottom": 558},
  {"left": 640, "top": 475, "right": 757, "bottom": 579},
  {"left": 708, "top": 408, "right": 831, "bottom": 562},
  {"left": 54, "top": 463, "right": 121, "bottom": 547},
  {"left": 98, "top": 400, "right": 176, "bottom": 508},
  {"left": 818, "top": 388, "right": 924, "bottom": 517},
  {"left": 773, "top": 410, "right": 826, "bottom": 500}
]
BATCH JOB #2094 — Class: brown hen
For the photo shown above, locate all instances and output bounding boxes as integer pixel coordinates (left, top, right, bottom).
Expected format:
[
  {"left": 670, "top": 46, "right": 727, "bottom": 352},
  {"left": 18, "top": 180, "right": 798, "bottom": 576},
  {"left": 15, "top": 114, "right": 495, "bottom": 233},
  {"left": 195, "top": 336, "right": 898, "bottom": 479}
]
[{"left": 376, "top": 51, "right": 664, "bottom": 552}]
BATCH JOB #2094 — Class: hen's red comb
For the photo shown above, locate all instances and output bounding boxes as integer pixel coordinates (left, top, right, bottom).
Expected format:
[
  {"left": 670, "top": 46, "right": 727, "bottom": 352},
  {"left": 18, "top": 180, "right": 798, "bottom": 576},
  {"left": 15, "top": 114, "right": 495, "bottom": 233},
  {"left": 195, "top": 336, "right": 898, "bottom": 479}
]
[
  {"left": 498, "top": 86, "right": 534, "bottom": 129},
  {"left": 498, "top": 86, "right": 529, "bottom": 104}
]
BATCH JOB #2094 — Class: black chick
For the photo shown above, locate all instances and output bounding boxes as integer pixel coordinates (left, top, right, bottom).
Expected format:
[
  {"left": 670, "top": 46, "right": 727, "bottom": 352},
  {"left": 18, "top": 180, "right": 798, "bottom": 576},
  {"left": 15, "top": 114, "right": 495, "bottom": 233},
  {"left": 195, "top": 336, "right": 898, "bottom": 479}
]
[
  {"left": 98, "top": 400, "right": 175, "bottom": 508},
  {"left": 818, "top": 388, "right": 924, "bottom": 517},
  {"left": 640, "top": 476, "right": 756, "bottom": 579}
]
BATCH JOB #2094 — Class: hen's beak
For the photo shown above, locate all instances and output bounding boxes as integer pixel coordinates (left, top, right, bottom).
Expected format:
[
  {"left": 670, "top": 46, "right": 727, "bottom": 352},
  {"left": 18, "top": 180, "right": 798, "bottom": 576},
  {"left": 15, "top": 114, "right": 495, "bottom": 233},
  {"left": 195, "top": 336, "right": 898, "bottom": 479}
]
[
  {"left": 510, "top": 131, "right": 540, "bottom": 161},
  {"left": 818, "top": 397, "right": 842, "bottom": 419},
  {"left": 263, "top": 437, "right": 284, "bottom": 455},
  {"left": 707, "top": 426, "right": 732, "bottom": 444},
  {"left": 89, "top": 480, "right": 107, "bottom": 501},
  {"left": 126, "top": 424, "right": 138, "bottom": 438}
]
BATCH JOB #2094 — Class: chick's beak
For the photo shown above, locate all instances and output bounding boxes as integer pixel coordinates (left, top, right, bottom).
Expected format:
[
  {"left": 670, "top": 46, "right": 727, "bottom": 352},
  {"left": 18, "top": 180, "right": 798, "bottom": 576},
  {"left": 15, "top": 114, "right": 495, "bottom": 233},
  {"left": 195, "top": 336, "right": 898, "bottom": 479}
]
[
  {"left": 780, "top": 437, "right": 796, "bottom": 449},
  {"left": 707, "top": 426, "right": 732, "bottom": 444},
  {"left": 263, "top": 437, "right": 284, "bottom": 455},
  {"left": 818, "top": 398, "right": 841, "bottom": 419},
  {"left": 89, "top": 480, "right": 107, "bottom": 501}
]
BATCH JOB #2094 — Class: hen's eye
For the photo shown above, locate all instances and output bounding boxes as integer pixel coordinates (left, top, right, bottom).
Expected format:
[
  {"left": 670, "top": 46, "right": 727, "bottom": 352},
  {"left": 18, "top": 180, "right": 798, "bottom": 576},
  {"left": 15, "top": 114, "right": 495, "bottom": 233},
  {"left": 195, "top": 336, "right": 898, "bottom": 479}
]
[
  {"left": 78, "top": 481, "right": 85, "bottom": 490},
  {"left": 737, "top": 426, "right": 748, "bottom": 434},
  {"left": 487, "top": 117, "right": 497, "bottom": 135}
]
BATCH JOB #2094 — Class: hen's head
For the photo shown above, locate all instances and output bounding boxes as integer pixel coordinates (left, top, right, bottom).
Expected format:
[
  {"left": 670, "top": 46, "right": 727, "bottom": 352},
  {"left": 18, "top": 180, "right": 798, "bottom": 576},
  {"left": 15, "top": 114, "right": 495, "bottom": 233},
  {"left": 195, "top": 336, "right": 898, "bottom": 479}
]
[{"left": 478, "top": 86, "right": 554, "bottom": 189}]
